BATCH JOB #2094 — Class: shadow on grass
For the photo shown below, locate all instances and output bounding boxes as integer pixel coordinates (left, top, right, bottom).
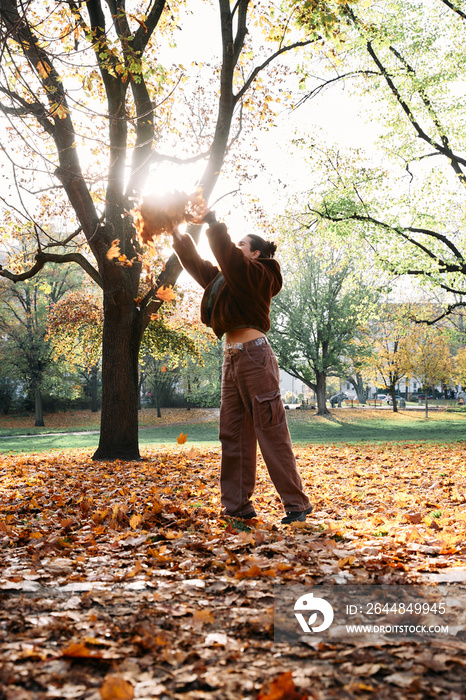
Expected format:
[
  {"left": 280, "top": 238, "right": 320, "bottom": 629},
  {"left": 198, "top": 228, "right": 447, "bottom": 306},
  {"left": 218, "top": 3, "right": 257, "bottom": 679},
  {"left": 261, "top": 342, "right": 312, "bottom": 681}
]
[{"left": 0, "top": 422, "right": 221, "bottom": 454}]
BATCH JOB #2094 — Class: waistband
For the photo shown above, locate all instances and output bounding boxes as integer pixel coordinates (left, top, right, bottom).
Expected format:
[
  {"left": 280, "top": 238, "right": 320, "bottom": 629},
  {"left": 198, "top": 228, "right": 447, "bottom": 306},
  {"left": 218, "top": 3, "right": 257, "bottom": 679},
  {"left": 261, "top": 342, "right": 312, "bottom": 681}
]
[{"left": 224, "top": 336, "right": 268, "bottom": 356}]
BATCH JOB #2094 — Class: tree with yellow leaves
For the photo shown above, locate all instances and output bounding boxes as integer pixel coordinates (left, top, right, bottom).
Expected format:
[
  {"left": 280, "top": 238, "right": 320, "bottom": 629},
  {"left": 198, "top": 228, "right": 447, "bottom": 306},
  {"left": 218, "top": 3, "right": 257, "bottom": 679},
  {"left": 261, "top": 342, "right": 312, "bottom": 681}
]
[
  {"left": 365, "top": 304, "right": 413, "bottom": 413},
  {"left": 404, "top": 326, "right": 453, "bottom": 418}
]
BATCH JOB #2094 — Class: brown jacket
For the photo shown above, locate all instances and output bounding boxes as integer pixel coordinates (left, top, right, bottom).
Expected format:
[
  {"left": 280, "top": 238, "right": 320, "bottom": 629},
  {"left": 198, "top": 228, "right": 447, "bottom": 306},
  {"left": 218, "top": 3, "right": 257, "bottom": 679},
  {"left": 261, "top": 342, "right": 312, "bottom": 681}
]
[{"left": 173, "top": 223, "right": 282, "bottom": 339}]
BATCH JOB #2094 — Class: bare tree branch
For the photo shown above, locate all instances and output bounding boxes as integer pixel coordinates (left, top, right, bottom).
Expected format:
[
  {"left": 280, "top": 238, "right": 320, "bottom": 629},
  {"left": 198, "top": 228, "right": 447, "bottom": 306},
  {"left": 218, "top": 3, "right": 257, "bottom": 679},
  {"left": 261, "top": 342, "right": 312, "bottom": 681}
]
[
  {"left": 438, "top": 0, "right": 466, "bottom": 20},
  {"left": 294, "top": 70, "right": 379, "bottom": 108},
  {"left": 0, "top": 252, "right": 102, "bottom": 287},
  {"left": 235, "top": 39, "right": 317, "bottom": 103}
]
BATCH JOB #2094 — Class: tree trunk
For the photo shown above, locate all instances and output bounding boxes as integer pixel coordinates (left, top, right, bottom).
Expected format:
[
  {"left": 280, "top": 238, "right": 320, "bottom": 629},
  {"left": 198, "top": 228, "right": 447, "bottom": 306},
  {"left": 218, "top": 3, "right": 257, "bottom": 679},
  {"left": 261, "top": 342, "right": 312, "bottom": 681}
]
[
  {"left": 390, "top": 386, "right": 398, "bottom": 413},
  {"left": 90, "top": 365, "right": 99, "bottom": 413},
  {"left": 316, "top": 372, "right": 330, "bottom": 415},
  {"left": 154, "top": 379, "right": 162, "bottom": 419},
  {"left": 347, "top": 372, "right": 367, "bottom": 404},
  {"left": 92, "top": 294, "right": 141, "bottom": 461},
  {"left": 34, "top": 386, "right": 44, "bottom": 427},
  {"left": 138, "top": 372, "right": 145, "bottom": 411}
]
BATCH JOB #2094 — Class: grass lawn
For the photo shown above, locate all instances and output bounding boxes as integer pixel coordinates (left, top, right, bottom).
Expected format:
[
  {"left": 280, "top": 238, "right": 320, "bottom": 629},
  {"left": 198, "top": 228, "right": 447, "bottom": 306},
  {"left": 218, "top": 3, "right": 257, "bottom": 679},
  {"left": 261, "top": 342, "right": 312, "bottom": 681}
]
[{"left": 1, "top": 406, "right": 466, "bottom": 454}]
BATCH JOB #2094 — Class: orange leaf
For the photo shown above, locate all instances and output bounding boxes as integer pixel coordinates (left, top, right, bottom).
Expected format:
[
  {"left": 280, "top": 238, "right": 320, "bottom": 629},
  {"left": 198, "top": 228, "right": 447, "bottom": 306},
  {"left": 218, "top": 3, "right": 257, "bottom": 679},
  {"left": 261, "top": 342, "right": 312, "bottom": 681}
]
[
  {"left": 125, "top": 560, "right": 143, "bottom": 579},
  {"left": 62, "top": 642, "right": 102, "bottom": 659},
  {"left": 156, "top": 285, "right": 176, "bottom": 302},
  {"left": 37, "top": 60, "right": 51, "bottom": 79},
  {"left": 177, "top": 432, "right": 188, "bottom": 444},
  {"left": 235, "top": 565, "right": 262, "bottom": 580},
  {"left": 129, "top": 514, "right": 142, "bottom": 530},
  {"left": 100, "top": 676, "right": 134, "bottom": 700},
  {"left": 258, "top": 671, "right": 308, "bottom": 700},
  {"left": 192, "top": 609, "right": 215, "bottom": 627},
  {"left": 106, "top": 239, "right": 121, "bottom": 260}
]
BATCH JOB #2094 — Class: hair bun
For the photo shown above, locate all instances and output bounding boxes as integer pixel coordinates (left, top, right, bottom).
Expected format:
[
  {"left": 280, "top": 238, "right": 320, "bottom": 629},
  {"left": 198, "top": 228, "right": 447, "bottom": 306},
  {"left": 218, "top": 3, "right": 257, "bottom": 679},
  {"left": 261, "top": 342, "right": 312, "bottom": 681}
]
[{"left": 267, "top": 241, "right": 277, "bottom": 258}]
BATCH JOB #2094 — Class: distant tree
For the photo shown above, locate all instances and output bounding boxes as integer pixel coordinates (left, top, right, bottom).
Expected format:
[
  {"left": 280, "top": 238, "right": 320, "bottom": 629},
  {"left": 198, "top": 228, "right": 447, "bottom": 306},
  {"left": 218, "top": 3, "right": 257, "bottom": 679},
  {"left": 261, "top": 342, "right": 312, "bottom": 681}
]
[
  {"left": 180, "top": 339, "right": 224, "bottom": 409},
  {"left": 269, "top": 223, "right": 380, "bottom": 415},
  {"left": 404, "top": 326, "right": 453, "bottom": 418},
  {"left": 47, "top": 290, "right": 103, "bottom": 411},
  {"left": 0, "top": 265, "right": 80, "bottom": 425},
  {"left": 454, "top": 347, "right": 466, "bottom": 391},
  {"left": 365, "top": 305, "right": 413, "bottom": 413}
]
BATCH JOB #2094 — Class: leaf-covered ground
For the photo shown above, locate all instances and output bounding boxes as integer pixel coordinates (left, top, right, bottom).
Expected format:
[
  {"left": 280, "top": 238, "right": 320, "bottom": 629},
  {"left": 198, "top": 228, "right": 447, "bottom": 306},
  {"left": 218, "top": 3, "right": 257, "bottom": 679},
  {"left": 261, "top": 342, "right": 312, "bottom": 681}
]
[
  {"left": 0, "top": 408, "right": 221, "bottom": 432},
  {"left": 1, "top": 442, "right": 466, "bottom": 699}
]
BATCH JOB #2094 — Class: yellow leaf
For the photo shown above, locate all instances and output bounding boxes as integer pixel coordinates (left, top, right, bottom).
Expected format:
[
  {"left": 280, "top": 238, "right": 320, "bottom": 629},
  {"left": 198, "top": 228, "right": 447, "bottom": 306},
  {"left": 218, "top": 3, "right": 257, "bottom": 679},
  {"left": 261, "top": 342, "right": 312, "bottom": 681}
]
[
  {"left": 100, "top": 676, "right": 134, "bottom": 700},
  {"left": 338, "top": 556, "right": 355, "bottom": 568},
  {"left": 51, "top": 103, "right": 68, "bottom": 119},
  {"left": 37, "top": 61, "right": 51, "bottom": 79},
  {"left": 177, "top": 432, "right": 187, "bottom": 444}
]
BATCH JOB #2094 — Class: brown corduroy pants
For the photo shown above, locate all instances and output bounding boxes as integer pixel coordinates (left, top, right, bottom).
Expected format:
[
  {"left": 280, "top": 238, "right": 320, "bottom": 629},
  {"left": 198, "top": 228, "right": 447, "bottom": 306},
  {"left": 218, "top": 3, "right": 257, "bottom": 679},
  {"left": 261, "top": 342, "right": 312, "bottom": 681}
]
[{"left": 219, "top": 338, "right": 311, "bottom": 516}]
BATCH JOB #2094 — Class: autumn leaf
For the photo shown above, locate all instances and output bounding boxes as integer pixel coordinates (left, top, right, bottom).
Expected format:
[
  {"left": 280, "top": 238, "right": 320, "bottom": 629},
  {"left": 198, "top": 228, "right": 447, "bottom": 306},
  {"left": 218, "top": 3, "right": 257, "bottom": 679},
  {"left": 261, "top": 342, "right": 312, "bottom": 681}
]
[
  {"left": 133, "top": 189, "right": 207, "bottom": 245},
  {"left": 100, "top": 676, "right": 134, "bottom": 700},
  {"left": 61, "top": 642, "right": 102, "bottom": 659},
  {"left": 235, "top": 565, "right": 276, "bottom": 579},
  {"left": 192, "top": 609, "right": 215, "bottom": 629},
  {"left": 156, "top": 285, "right": 177, "bottom": 302},
  {"left": 124, "top": 560, "right": 143, "bottom": 579},
  {"left": 106, "top": 239, "right": 121, "bottom": 260},
  {"left": 129, "top": 513, "right": 142, "bottom": 530},
  {"left": 177, "top": 432, "right": 188, "bottom": 444},
  {"left": 37, "top": 60, "right": 51, "bottom": 78},
  {"left": 258, "top": 671, "right": 308, "bottom": 700},
  {"left": 405, "top": 512, "right": 423, "bottom": 524}
]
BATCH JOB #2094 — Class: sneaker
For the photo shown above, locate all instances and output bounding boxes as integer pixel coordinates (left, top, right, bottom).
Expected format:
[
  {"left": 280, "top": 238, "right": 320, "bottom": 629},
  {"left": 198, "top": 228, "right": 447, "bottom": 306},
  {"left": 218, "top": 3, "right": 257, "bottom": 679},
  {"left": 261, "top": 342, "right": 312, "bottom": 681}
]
[
  {"left": 281, "top": 505, "right": 313, "bottom": 524},
  {"left": 221, "top": 508, "right": 257, "bottom": 520}
]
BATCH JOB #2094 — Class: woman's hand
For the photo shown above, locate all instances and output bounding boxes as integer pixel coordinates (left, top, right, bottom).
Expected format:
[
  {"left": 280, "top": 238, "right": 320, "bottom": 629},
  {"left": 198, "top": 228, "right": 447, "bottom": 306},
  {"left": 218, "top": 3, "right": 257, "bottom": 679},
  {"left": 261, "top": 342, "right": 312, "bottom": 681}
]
[
  {"left": 202, "top": 210, "right": 217, "bottom": 226},
  {"left": 172, "top": 225, "right": 183, "bottom": 241}
]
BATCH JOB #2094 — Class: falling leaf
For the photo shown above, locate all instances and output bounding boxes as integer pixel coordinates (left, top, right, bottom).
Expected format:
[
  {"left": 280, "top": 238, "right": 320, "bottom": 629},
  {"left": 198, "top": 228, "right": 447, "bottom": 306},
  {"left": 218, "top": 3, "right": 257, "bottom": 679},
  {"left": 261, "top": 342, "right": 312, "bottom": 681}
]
[
  {"left": 133, "top": 189, "right": 207, "bottom": 245},
  {"left": 177, "top": 432, "right": 188, "bottom": 444},
  {"left": 106, "top": 239, "right": 121, "bottom": 260},
  {"left": 156, "top": 285, "right": 177, "bottom": 302},
  {"left": 100, "top": 676, "right": 134, "bottom": 700}
]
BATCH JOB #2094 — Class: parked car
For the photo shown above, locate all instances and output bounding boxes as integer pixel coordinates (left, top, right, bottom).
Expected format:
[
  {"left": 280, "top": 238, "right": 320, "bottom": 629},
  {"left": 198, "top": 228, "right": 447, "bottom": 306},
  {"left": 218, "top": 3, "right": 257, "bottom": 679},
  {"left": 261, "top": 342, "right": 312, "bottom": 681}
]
[
  {"left": 386, "top": 395, "right": 406, "bottom": 407},
  {"left": 375, "top": 394, "right": 387, "bottom": 402}
]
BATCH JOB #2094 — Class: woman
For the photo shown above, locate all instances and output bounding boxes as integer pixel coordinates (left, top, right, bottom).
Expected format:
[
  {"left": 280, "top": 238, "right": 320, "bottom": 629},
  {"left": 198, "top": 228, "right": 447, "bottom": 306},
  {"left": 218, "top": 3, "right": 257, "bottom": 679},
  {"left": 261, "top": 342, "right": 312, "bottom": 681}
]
[{"left": 172, "top": 212, "right": 312, "bottom": 523}]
